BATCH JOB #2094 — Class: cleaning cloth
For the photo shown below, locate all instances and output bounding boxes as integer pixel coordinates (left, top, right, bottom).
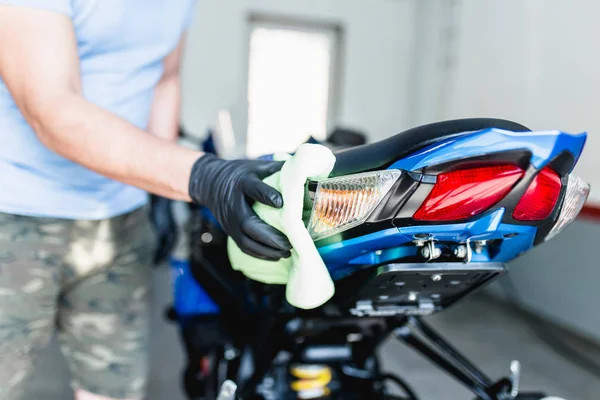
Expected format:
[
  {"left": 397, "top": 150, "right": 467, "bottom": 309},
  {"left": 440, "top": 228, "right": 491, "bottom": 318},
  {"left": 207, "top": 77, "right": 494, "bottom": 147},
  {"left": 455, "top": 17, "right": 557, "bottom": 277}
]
[{"left": 227, "top": 144, "right": 336, "bottom": 309}]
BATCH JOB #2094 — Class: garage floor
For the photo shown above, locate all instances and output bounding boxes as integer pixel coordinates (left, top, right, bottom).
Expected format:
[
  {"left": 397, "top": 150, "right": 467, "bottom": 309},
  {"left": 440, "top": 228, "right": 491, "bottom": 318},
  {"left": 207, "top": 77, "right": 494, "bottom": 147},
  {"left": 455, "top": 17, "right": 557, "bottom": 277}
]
[{"left": 24, "top": 266, "right": 600, "bottom": 400}]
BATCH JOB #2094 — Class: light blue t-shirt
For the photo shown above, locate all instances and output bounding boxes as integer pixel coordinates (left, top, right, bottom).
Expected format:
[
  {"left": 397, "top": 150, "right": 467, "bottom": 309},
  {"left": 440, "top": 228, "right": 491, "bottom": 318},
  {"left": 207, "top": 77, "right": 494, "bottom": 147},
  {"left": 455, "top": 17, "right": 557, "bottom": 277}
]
[{"left": 0, "top": 0, "right": 196, "bottom": 220}]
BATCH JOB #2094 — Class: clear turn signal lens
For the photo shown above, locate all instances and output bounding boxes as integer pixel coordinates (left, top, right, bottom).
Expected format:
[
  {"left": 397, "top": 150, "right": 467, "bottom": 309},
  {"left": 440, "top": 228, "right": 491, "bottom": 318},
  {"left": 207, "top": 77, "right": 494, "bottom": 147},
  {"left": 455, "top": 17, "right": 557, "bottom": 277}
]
[
  {"left": 546, "top": 174, "right": 590, "bottom": 241},
  {"left": 308, "top": 170, "right": 402, "bottom": 241}
]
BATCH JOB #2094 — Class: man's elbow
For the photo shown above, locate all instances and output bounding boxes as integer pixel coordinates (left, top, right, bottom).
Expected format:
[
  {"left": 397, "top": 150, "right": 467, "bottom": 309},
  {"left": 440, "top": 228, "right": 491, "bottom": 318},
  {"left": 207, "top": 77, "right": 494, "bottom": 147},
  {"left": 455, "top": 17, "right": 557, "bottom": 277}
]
[{"left": 20, "top": 92, "right": 81, "bottom": 152}]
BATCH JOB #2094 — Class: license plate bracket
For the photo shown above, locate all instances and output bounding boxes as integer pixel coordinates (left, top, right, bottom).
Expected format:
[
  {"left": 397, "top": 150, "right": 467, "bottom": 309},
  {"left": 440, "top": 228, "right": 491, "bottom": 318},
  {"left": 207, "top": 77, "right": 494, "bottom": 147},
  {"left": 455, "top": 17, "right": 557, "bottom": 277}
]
[{"left": 350, "top": 262, "right": 505, "bottom": 317}]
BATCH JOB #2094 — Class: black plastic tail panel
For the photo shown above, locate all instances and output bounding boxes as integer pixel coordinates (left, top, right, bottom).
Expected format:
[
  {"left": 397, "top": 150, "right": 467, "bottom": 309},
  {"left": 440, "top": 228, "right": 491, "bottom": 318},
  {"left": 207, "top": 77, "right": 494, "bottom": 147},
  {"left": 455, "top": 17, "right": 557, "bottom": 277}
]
[{"left": 330, "top": 118, "right": 531, "bottom": 177}]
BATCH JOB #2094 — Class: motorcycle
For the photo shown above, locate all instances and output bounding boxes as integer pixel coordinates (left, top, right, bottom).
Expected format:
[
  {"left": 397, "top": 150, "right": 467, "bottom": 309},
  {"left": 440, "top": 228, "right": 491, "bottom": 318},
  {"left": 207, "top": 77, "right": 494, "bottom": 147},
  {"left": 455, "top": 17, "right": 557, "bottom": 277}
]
[{"left": 168, "top": 118, "right": 590, "bottom": 400}]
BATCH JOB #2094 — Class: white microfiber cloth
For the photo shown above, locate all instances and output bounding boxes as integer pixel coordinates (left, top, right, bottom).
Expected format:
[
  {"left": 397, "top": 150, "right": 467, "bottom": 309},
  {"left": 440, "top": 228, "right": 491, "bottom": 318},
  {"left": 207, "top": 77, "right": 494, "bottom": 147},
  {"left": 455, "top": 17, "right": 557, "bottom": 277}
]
[{"left": 227, "top": 144, "right": 336, "bottom": 309}]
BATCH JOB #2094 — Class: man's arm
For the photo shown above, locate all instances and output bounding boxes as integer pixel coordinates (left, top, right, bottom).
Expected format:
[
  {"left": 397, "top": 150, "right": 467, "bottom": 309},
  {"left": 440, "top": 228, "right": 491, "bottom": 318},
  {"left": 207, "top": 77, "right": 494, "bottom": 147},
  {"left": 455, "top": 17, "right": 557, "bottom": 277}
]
[
  {"left": 0, "top": 6, "right": 199, "bottom": 201},
  {"left": 148, "top": 35, "right": 187, "bottom": 142},
  {"left": 0, "top": 5, "right": 292, "bottom": 260}
]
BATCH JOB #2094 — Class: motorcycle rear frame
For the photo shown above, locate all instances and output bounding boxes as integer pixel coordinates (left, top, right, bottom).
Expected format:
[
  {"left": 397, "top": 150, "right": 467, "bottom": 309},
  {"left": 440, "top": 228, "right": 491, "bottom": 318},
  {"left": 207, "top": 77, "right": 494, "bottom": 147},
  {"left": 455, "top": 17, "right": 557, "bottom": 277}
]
[{"left": 177, "top": 243, "right": 547, "bottom": 400}]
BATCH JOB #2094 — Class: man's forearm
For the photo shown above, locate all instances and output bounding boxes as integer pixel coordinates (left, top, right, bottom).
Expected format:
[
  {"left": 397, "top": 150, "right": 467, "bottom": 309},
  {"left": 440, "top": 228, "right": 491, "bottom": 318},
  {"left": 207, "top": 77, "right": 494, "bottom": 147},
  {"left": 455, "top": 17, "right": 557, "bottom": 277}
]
[
  {"left": 148, "top": 74, "right": 181, "bottom": 142},
  {"left": 30, "top": 93, "right": 201, "bottom": 201}
]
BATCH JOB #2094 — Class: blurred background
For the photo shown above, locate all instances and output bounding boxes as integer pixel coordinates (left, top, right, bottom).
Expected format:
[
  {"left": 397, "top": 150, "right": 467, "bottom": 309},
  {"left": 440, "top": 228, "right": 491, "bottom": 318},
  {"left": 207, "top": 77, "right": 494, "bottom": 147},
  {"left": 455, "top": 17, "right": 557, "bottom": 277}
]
[{"left": 29, "top": 0, "right": 599, "bottom": 399}]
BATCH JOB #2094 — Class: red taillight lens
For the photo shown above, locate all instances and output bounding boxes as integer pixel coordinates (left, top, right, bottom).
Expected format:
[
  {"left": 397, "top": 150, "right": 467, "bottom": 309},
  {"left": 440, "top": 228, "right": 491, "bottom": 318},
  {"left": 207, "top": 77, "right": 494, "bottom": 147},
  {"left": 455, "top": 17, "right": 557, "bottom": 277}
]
[
  {"left": 413, "top": 165, "right": 524, "bottom": 221},
  {"left": 513, "top": 167, "right": 561, "bottom": 221}
]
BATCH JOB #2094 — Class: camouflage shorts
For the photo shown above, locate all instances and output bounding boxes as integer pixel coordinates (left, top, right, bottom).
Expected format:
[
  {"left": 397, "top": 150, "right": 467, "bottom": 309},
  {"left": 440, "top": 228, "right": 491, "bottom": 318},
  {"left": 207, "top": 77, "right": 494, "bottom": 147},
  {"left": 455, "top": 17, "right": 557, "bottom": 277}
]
[{"left": 0, "top": 207, "right": 154, "bottom": 399}]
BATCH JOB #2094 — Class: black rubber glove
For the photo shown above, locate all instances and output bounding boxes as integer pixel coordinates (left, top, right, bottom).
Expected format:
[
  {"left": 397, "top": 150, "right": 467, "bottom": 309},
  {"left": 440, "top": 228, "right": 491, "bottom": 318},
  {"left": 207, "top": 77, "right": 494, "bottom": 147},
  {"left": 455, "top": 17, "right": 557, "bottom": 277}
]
[{"left": 189, "top": 154, "right": 292, "bottom": 261}]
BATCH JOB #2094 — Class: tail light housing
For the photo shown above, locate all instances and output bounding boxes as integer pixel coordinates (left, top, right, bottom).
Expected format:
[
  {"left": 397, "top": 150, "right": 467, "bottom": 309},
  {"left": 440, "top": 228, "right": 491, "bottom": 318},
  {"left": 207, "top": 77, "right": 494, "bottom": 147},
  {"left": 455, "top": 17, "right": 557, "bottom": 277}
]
[
  {"left": 413, "top": 165, "right": 524, "bottom": 221},
  {"left": 307, "top": 170, "right": 402, "bottom": 241},
  {"left": 546, "top": 174, "right": 590, "bottom": 241},
  {"left": 306, "top": 164, "right": 589, "bottom": 243},
  {"left": 513, "top": 167, "right": 561, "bottom": 221}
]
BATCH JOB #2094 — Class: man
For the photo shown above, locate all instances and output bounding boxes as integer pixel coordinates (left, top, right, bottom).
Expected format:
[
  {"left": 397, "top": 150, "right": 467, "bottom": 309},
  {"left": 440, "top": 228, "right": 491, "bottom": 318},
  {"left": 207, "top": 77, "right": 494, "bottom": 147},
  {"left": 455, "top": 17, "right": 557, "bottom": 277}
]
[{"left": 0, "top": 2, "right": 291, "bottom": 400}]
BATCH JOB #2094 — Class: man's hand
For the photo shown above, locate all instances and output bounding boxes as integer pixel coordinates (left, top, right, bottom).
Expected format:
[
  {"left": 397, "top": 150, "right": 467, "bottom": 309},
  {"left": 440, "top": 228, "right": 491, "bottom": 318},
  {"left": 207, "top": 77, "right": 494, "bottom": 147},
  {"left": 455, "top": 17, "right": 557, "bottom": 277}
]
[{"left": 189, "top": 155, "right": 292, "bottom": 261}]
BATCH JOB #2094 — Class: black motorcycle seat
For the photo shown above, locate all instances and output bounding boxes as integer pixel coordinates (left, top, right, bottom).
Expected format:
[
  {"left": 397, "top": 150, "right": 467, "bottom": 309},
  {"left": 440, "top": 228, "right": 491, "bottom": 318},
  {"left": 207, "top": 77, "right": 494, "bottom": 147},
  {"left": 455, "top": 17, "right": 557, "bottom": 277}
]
[{"left": 330, "top": 118, "right": 530, "bottom": 177}]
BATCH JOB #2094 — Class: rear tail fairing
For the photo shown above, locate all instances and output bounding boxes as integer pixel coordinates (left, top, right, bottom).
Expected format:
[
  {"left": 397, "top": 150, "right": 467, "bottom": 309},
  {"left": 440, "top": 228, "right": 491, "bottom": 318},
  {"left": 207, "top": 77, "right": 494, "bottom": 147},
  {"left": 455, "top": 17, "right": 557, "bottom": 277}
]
[{"left": 316, "top": 128, "right": 587, "bottom": 280}]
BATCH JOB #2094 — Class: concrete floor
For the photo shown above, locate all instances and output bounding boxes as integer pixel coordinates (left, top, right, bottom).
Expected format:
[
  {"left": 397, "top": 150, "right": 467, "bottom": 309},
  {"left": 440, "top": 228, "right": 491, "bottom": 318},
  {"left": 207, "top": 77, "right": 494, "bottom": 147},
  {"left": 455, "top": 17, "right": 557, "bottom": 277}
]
[{"left": 24, "top": 267, "right": 600, "bottom": 400}]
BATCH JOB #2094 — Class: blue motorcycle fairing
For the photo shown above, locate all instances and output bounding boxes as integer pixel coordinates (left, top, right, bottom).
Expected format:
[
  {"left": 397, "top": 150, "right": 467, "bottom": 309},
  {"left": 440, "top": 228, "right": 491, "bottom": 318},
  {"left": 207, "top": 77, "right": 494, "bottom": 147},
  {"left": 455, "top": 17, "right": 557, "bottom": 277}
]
[
  {"left": 319, "top": 209, "right": 537, "bottom": 280},
  {"left": 171, "top": 257, "right": 221, "bottom": 315},
  {"left": 389, "top": 128, "right": 586, "bottom": 172}
]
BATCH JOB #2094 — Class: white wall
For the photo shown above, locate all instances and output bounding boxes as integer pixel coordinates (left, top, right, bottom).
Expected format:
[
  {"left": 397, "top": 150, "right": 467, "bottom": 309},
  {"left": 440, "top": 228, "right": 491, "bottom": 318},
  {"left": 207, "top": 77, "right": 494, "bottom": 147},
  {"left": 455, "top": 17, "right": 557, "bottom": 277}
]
[
  {"left": 491, "top": 220, "right": 600, "bottom": 342},
  {"left": 418, "top": 0, "right": 600, "bottom": 203},
  {"left": 180, "top": 0, "right": 418, "bottom": 148},
  {"left": 412, "top": 0, "right": 600, "bottom": 341}
]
